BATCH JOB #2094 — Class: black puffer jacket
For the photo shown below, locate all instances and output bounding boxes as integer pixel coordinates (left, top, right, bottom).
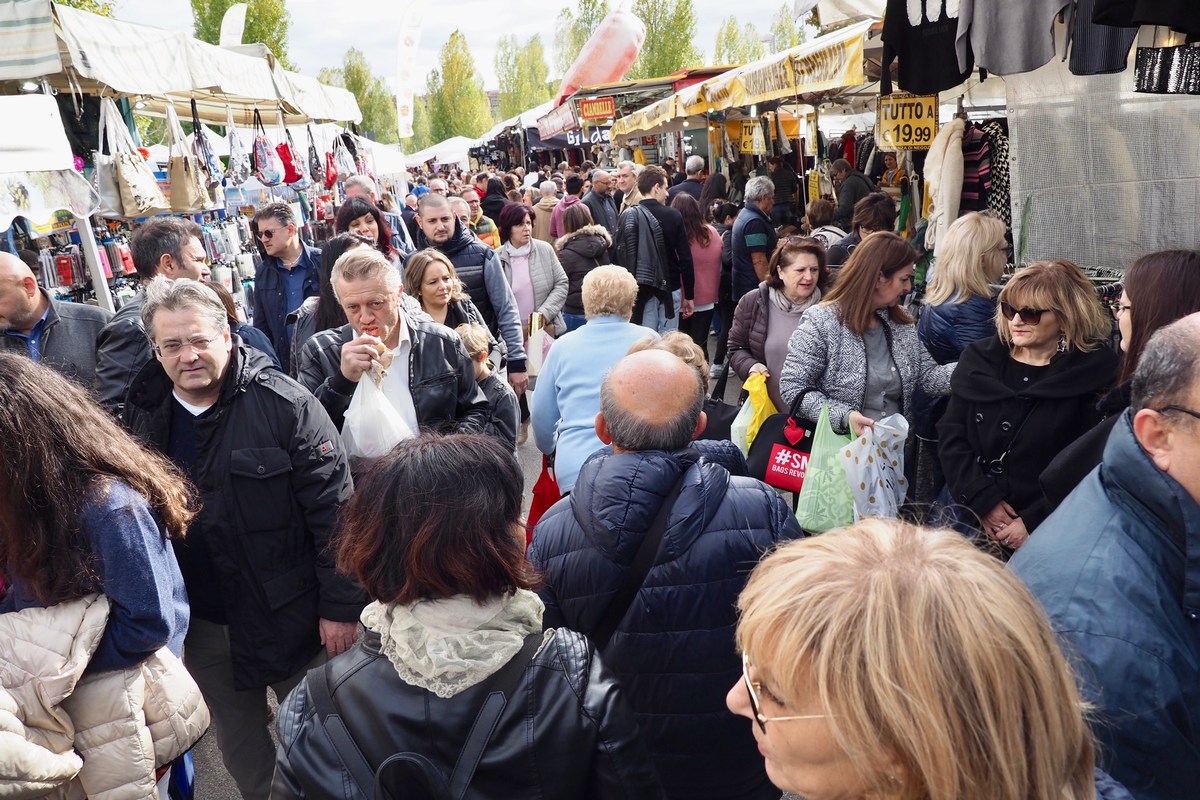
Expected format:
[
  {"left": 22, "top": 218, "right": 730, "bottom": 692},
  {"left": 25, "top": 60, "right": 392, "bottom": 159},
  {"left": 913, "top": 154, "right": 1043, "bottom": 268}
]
[
  {"left": 938, "top": 335, "right": 1119, "bottom": 532},
  {"left": 295, "top": 320, "right": 489, "bottom": 434},
  {"left": 123, "top": 342, "right": 361, "bottom": 689},
  {"left": 555, "top": 224, "right": 612, "bottom": 315},
  {"left": 528, "top": 449, "right": 803, "bottom": 800},
  {"left": 272, "top": 626, "right": 665, "bottom": 800}
]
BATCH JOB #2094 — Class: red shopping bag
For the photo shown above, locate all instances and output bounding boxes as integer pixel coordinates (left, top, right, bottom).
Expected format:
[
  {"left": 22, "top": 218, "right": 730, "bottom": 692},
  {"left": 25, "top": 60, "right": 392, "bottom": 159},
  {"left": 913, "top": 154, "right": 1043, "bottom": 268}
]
[{"left": 525, "top": 453, "right": 562, "bottom": 548}]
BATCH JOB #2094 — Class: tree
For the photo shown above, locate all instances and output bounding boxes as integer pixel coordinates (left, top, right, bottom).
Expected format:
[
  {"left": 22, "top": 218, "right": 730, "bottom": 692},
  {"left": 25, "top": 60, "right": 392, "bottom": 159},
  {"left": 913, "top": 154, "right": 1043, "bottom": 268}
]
[
  {"left": 426, "top": 31, "right": 493, "bottom": 143},
  {"left": 769, "top": 3, "right": 806, "bottom": 52},
  {"left": 495, "top": 35, "right": 552, "bottom": 120},
  {"left": 319, "top": 49, "right": 399, "bottom": 144},
  {"left": 552, "top": 0, "right": 610, "bottom": 76},
  {"left": 627, "top": 0, "right": 701, "bottom": 80},
  {"left": 55, "top": 0, "right": 115, "bottom": 16},
  {"left": 191, "top": 0, "right": 295, "bottom": 70},
  {"left": 713, "top": 17, "right": 765, "bottom": 65}
]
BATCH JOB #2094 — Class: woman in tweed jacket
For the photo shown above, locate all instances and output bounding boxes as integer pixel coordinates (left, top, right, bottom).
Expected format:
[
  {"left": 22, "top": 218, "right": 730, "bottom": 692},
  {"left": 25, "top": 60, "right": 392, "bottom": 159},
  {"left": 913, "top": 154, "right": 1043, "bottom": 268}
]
[{"left": 779, "top": 232, "right": 956, "bottom": 436}]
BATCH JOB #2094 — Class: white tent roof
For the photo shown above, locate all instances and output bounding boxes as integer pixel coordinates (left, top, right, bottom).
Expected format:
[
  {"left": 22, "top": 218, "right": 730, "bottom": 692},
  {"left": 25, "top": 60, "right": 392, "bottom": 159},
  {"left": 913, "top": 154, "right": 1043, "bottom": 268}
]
[{"left": 407, "top": 136, "right": 474, "bottom": 168}]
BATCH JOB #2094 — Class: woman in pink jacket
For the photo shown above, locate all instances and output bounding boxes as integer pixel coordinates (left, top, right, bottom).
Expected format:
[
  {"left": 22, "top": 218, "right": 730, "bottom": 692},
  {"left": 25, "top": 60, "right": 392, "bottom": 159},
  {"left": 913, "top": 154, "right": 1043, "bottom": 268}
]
[{"left": 671, "top": 194, "right": 722, "bottom": 360}]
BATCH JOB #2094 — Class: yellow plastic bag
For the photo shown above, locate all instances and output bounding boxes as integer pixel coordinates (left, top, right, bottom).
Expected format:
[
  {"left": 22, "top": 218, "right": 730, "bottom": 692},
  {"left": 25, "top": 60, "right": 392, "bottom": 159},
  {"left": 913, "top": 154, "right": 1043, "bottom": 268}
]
[{"left": 742, "top": 373, "right": 777, "bottom": 449}]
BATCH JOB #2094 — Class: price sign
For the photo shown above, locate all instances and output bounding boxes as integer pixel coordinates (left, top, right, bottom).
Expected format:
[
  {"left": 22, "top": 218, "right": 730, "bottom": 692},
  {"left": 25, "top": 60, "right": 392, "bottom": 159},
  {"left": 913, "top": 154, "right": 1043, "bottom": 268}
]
[{"left": 876, "top": 94, "right": 938, "bottom": 150}]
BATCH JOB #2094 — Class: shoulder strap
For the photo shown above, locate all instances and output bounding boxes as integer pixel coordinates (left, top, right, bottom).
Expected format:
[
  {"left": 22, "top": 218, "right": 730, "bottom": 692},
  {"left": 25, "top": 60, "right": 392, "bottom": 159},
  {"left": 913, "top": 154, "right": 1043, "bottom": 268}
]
[
  {"left": 591, "top": 452, "right": 699, "bottom": 650},
  {"left": 447, "top": 632, "right": 542, "bottom": 799},
  {"left": 308, "top": 663, "right": 376, "bottom": 800}
]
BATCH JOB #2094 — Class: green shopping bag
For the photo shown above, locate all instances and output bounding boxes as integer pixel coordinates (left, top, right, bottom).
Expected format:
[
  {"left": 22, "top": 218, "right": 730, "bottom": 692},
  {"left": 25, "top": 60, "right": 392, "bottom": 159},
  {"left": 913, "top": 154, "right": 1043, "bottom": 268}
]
[{"left": 794, "top": 402, "right": 855, "bottom": 534}]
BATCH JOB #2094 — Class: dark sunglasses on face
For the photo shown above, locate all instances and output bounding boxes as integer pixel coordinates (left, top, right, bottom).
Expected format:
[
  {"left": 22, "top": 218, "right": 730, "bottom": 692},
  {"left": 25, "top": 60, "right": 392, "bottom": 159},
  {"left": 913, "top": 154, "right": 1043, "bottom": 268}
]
[
  {"left": 1000, "top": 302, "right": 1050, "bottom": 324},
  {"left": 257, "top": 227, "right": 285, "bottom": 241}
]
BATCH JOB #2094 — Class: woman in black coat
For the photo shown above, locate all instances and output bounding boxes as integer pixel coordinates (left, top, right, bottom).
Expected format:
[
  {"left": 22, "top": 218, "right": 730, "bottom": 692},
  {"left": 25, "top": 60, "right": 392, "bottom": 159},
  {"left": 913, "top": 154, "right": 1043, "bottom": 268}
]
[
  {"left": 938, "top": 260, "right": 1118, "bottom": 552},
  {"left": 480, "top": 177, "right": 509, "bottom": 227},
  {"left": 554, "top": 203, "right": 611, "bottom": 332}
]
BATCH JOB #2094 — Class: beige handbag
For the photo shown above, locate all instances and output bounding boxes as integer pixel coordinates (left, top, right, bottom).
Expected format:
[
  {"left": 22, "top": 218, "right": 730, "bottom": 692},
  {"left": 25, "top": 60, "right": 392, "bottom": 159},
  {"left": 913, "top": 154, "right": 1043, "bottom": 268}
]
[
  {"left": 166, "top": 105, "right": 210, "bottom": 213},
  {"left": 100, "top": 97, "right": 168, "bottom": 218}
]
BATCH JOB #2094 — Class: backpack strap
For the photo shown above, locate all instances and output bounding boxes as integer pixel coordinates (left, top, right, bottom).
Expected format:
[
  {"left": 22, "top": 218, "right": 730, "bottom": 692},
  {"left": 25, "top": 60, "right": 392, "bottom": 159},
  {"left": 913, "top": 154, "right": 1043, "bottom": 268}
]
[
  {"left": 308, "top": 662, "right": 375, "bottom": 800},
  {"left": 590, "top": 452, "right": 700, "bottom": 650}
]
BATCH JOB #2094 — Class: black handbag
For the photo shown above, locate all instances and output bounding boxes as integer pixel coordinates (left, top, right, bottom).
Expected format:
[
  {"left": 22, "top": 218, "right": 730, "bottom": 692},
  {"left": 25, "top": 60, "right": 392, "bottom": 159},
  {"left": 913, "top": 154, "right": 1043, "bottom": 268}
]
[
  {"left": 746, "top": 389, "right": 817, "bottom": 494},
  {"left": 696, "top": 358, "right": 744, "bottom": 441}
]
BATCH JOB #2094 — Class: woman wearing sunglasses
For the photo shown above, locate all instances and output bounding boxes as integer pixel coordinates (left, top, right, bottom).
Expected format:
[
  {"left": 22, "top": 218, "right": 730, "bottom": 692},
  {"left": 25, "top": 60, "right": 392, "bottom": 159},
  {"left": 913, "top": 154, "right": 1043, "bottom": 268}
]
[
  {"left": 726, "top": 519, "right": 1132, "bottom": 800},
  {"left": 938, "top": 260, "right": 1117, "bottom": 550}
]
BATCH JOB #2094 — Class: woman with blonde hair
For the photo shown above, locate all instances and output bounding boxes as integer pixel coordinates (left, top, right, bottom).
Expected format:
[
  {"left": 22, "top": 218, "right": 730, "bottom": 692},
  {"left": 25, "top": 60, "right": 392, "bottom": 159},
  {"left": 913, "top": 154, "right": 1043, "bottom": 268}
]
[
  {"left": 403, "top": 248, "right": 490, "bottom": 333},
  {"left": 728, "top": 519, "right": 1131, "bottom": 800},
  {"left": 938, "top": 259, "right": 1118, "bottom": 549}
]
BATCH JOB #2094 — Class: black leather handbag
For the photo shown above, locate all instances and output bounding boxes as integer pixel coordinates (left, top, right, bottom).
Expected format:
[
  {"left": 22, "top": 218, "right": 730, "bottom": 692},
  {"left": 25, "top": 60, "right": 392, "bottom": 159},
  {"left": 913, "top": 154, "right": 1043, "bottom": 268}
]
[
  {"left": 746, "top": 389, "right": 817, "bottom": 493},
  {"left": 696, "top": 359, "right": 744, "bottom": 441}
]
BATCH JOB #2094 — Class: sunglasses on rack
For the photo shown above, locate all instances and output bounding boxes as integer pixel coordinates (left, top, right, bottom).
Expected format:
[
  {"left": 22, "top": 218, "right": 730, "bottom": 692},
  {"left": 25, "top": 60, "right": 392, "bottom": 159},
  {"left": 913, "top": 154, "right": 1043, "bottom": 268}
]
[{"left": 1000, "top": 302, "right": 1052, "bottom": 325}]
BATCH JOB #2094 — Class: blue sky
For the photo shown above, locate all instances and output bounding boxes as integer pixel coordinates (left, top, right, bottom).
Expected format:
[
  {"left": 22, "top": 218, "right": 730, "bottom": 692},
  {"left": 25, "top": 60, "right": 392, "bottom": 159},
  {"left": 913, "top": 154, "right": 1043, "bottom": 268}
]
[{"left": 111, "top": 0, "right": 790, "bottom": 89}]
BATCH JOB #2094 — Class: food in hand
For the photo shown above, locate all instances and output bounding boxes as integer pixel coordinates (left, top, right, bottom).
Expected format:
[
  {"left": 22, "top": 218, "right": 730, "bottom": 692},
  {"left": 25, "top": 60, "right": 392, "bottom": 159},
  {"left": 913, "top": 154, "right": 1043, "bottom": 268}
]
[{"left": 367, "top": 338, "right": 393, "bottom": 389}]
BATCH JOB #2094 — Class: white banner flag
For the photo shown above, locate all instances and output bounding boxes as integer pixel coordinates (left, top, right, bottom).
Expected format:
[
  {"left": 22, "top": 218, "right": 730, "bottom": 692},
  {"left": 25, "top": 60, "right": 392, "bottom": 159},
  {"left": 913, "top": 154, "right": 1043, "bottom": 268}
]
[{"left": 395, "top": 0, "right": 430, "bottom": 140}]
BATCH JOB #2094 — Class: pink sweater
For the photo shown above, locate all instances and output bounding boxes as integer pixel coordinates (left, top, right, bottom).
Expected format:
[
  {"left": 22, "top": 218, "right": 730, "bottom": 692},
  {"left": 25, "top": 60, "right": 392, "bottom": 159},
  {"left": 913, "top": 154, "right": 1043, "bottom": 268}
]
[{"left": 688, "top": 225, "right": 722, "bottom": 306}]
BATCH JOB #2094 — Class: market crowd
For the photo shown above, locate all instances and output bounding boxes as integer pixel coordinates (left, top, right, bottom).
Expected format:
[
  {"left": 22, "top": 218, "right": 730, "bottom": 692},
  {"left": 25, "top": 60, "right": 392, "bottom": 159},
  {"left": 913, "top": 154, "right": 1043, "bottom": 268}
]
[{"left": 0, "top": 154, "right": 1197, "bottom": 800}]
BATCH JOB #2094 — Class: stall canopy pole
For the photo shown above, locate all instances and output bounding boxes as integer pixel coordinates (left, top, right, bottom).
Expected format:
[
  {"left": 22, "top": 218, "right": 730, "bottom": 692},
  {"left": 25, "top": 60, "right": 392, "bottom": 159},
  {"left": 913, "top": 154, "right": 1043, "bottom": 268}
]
[{"left": 76, "top": 216, "right": 113, "bottom": 312}]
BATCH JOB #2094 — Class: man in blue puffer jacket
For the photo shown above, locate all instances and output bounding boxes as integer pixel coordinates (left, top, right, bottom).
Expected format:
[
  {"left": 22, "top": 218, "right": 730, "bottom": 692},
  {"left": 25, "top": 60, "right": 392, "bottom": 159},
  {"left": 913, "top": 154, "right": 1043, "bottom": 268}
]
[{"left": 529, "top": 349, "right": 803, "bottom": 800}]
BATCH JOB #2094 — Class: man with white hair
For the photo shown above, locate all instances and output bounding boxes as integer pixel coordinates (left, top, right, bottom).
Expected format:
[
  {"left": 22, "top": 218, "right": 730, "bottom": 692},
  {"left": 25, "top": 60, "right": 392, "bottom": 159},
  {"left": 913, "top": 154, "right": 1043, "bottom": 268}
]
[
  {"left": 344, "top": 174, "right": 413, "bottom": 254},
  {"left": 731, "top": 176, "right": 777, "bottom": 301},
  {"left": 532, "top": 180, "right": 561, "bottom": 244},
  {"left": 614, "top": 160, "right": 643, "bottom": 215},
  {"left": 667, "top": 155, "right": 705, "bottom": 202}
]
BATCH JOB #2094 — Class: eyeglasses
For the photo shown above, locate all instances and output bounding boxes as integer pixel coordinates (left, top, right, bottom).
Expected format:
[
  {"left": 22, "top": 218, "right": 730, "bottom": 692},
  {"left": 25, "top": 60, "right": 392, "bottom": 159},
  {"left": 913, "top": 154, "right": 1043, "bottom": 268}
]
[
  {"left": 153, "top": 335, "right": 219, "bottom": 359},
  {"left": 1112, "top": 302, "right": 1133, "bottom": 319},
  {"left": 742, "top": 654, "right": 827, "bottom": 734},
  {"left": 1158, "top": 405, "right": 1200, "bottom": 422},
  {"left": 257, "top": 226, "right": 286, "bottom": 241},
  {"left": 1000, "top": 302, "right": 1052, "bottom": 325}
]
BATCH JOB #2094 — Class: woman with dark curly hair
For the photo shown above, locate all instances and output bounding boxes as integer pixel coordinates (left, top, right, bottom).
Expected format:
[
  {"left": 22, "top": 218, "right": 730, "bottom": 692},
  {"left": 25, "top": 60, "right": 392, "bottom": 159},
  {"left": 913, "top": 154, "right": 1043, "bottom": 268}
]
[{"left": 335, "top": 196, "right": 399, "bottom": 267}]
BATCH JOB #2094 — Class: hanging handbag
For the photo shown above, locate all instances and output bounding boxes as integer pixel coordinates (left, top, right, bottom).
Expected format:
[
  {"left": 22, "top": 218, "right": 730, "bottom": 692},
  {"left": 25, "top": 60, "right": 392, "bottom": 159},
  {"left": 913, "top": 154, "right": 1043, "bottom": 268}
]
[
  {"left": 251, "top": 109, "right": 284, "bottom": 186},
  {"left": 274, "top": 109, "right": 305, "bottom": 185},
  {"left": 100, "top": 98, "right": 168, "bottom": 218},
  {"left": 333, "top": 135, "right": 357, "bottom": 181},
  {"left": 225, "top": 106, "right": 251, "bottom": 186},
  {"left": 695, "top": 358, "right": 745, "bottom": 442},
  {"left": 92, "top": 96, "right": 124, "bottom": 218},
  {"left": 324, "top": 149, "right": 339, "bottom": 189},
  {"left": 189, "top": 99, "right": 224, "bottom": 188},
  {"left": 307, "top": 125, "right": 325, "bottom": 183},
  {"left": 746, "top": 389, "right": 819, "bottom": 494},
  {"left": 166, "top": 105, "right": 210, "bottom": 213}
]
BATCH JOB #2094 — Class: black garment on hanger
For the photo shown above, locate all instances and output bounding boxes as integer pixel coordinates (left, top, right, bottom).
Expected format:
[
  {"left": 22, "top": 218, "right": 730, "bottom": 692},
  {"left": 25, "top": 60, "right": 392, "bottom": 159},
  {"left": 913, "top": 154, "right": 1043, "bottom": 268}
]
[
  {"left": 882, "top": 0, "right": 973, "bottom": 95},
  {"left": 1070, "top": 0, "right": 1139, "bottom": 75},
  {"left": 1093, "top": 0, "right": 1200, "bottom": 37}
]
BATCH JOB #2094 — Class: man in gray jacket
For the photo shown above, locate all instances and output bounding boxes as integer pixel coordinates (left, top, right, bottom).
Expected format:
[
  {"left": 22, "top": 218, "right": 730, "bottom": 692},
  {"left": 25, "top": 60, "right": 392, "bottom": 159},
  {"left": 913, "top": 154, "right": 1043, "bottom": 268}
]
[{"left": 0, "top": 251, "right": 112, "bottom": 388}]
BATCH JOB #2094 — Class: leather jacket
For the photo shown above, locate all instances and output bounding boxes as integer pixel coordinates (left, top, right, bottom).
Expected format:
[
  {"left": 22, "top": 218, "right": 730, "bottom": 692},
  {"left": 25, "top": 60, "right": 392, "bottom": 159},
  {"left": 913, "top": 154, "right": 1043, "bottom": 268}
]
[
  {"left": 295, "top": 319, "right": 490, "bottom": 434},
  {"left": 272, "top": 627, "right": 665, "bottom": 800}
]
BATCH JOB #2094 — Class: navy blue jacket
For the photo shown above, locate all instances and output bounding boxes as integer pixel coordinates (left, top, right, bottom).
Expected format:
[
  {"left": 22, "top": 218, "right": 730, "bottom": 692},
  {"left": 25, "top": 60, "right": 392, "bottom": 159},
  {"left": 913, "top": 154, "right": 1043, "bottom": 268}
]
[
  {"left": 529, "top": 448, "right": 802, "bottom": 800},
  {"left": 914, "top": 293, "right": 995, "bottom": 437},
  {"left": 1011, "top": 412, "right": 1200, "bottom": 800},
  {"left": 253, "top": 243, "right": 321, "bottom": 374},
  {"left": 731, "top": 204, "right": 776, "bottom": 301}
]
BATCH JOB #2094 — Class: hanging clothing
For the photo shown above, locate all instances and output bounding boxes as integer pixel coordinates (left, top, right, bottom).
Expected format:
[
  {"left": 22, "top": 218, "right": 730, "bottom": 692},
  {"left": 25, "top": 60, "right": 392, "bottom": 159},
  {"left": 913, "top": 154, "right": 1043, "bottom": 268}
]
[
  {"left": 1067, "top": 0, "right": 1138, "bottom": 76},
  {"left": 923, "top": 118, "right": 965, "bottom": 254},
  {"left": 957, "top": 0, "right": 1069, "bottom": 77},
  {"left": 882, "top": 0, "right": 973, "bottom": 96},
  {"left": 1093, "top": 0, "right": 1200, "bottom": 37},
  {"left": 981, "top": 121, "right": 1012, "bottom": 228},
  {"left": 959, "top": 124, "right": 992, "bottom": 213}
]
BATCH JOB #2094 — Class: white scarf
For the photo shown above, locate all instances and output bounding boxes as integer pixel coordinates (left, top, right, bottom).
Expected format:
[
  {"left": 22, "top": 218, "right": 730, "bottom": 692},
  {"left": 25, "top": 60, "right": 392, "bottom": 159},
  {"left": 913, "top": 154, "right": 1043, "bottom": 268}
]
[
  {"left": 769, "top": 285, "right": 821, "bottom": 315},
  {"left": 503, "top": 241, "right": 532, "bottom": 258}
]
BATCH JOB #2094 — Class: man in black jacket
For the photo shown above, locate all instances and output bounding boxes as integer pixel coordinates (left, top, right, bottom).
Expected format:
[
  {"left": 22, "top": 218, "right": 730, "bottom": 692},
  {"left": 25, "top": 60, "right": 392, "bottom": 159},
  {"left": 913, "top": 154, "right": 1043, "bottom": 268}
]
[
  {"left": 614, "top": 165, "right": 695, "bottom": 334},
  {"left": 123, "top": 276, "right": 360, "bottom": 800},
  {"left": 297, "top": 247, "right": 489, "bottom": 434},
  {"left": 831, "top": 158, "right": 874, "bottom": 231},
  {"left": 94, "top": 217, "right": 212, "bottom": 414},
  {"left": 666, "top": 154, "right": 705, "bottom": 202}
]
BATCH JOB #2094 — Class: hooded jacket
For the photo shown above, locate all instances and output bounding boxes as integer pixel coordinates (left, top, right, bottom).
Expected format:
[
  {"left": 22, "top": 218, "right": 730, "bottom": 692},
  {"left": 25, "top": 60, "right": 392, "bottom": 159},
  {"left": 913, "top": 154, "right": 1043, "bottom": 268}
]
[
  {"left": 937, "top": 334, "right": 1118, "bottom": 531},
  {"left": 123, "top": 342, "right": 361, "bottom": 689},
  {"left": 555, "top": 225, "right": 612, "bottom": 315},
  {"left": 549, "top": 194, "right": 584, "bottom": 240},
  {"left": 532, "top": 195, "right": 561, "bottom": 243},
  {"left": 1011, "top": 413, "right": 1200, "bottom": 800},
  {"left": 528, "top": 449, "right": 803, "bottom": 800},
  {"left": 409, "top": 221, "right": 527, "bottom": 372}
]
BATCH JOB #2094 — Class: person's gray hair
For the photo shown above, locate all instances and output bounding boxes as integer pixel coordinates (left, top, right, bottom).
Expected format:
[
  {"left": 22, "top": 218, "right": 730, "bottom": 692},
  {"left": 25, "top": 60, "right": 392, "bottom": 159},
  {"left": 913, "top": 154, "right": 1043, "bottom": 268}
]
[
  {"left": 617, "top": 160, "right": 637, "bottom": 172},
  {"left": 599, "top": 362, "right": 704, "bottom": 451},
  {"left": 591, "top": 168, "right": 610, "bottom": 181},
  {"left": 448, "top": 196, "right": 470, "bottom": 216},
  {"left": 344, "top": 175, "right": 377, "bottom": 195},
  {"left": 255, "top": 201, "right": 295, "bottom": 229},
  {"left": 330, "top": 248, "right": 402, "bottom": 301},
  {"left": 141, "top": 276, "right": 228, "bottom": 341},
  {"left": 831, "top": 158, "right": 852, "bottom": 176},
  {"left": 582, "top": 265, "right": 638, "bottom": 319},
  {"left": 744, "top": 175, "right": 775, "bottom": 204},
  {"left": 685, "top": 155, "right": 704, "bottom": 175},
  {"left": 539, "top": 180, "right": 557, "bottom": 196},
  {"left": 1131, "top": 314, "right": 1200, "bottom": 414}
]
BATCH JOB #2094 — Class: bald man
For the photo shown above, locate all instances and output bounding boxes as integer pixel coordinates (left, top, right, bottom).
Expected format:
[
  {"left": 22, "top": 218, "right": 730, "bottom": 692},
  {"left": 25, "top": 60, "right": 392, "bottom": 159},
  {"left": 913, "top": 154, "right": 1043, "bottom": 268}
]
[
  {"left": 529, "top": 349, "right": 802, "bottom": 800},
  {"left": 0, "top": 251, "right": 112, "bottom": 387}
]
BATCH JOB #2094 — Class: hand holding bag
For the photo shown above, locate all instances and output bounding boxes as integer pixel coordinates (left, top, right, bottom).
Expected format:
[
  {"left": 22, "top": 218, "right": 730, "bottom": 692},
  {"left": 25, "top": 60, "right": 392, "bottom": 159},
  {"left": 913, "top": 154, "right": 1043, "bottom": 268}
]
[
  {"left": 841, "top": 413, "right": 909, "bottom": 520},
  {"left": 342, "top": 377, "right": 411, "bottom": 461},
  {"left": 794, "top": 402, "right": 855, "bottom": 534},
  {"left": 741, "top": 373, "right": 777, "bottom": 447},
  {"left": 166, "top": 105, "right": 209, "bottom": 213},
  {"left": 251, "top": 109, "right": 284, "bottom": 186}
]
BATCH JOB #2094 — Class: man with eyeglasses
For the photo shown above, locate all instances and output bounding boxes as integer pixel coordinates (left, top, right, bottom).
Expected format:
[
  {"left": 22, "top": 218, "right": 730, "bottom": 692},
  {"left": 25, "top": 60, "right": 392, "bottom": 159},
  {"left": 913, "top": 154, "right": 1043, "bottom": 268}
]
[
  {"left": 123, "top": 276, "right": 361, "bottom": 800},
  {"left": 95, "top": 217, "right": 212, "bottom": 415},
  {"left": 252, "top": 202, "right": 320, "bottom": 375},
  {"left": 1011, "top": 313, "right": 1200, "bottom": 800},
  {"left": 529, "top": 349, "right": 801, "bottom": 800}
]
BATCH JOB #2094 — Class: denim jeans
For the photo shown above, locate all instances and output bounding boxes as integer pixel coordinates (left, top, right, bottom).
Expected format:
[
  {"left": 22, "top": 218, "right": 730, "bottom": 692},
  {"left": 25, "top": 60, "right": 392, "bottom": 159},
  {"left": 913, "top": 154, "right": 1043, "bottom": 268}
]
[
  {"left": 561, "top": 312, "right": 588, "bottom": 332},
  {"left": 642, "top": 289, "right": 681, "bottom": 335}
]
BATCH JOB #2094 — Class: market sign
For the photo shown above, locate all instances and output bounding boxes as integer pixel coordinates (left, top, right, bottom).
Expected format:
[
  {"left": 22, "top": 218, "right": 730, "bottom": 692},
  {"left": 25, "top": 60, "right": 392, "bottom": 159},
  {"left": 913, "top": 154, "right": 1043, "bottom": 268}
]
[
  {"left": 875, "top": 94, "right": 939, "bottom": 150},
  {"left": 537, "top": 102, "right": 578, "bottom": 139},
  {"left": 579, "top": 96, "right": 615, "bottom": 121},
  {"left": 564, "top": 126, "right": 612, "bottom": 147}
]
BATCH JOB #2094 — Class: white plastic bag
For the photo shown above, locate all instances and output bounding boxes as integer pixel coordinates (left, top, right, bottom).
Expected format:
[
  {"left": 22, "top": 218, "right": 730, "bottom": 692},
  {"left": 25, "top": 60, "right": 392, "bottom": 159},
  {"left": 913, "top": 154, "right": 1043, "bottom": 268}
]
[
  {"left": 341, "top": 378, "right": 409, "bottom": 460},
  {"left": 730, "top": 399, "right": 755, "bottom": 458},
  {"left": 840, "top": 413, "right": 909, "bottom": 520}
]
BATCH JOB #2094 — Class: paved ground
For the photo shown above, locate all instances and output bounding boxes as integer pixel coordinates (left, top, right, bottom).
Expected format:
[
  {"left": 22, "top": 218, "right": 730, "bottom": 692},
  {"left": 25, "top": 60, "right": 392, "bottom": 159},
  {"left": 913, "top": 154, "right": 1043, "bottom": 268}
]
[{"left": 194, "top": 345, "right": 751, "bottom": 800}]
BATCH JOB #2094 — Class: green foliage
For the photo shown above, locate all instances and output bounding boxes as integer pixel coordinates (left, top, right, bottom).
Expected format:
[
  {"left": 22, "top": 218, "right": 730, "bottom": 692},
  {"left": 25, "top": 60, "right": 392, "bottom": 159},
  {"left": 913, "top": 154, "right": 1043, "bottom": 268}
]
[
  {"left": 55, "top": 0, "right": 115, "bottom": 17},
  {"left": 319, "top": 49, "right": 399, "bottom": 144},
  {"left": 769, "top": 4, "right": 806, "bottom": 51},
  {"left": 552, "top": 0, "right": 610, "bottom": 76},
  {"left": 191, "top": 0, "right": 295, "bottom": 70},
  {"left": 713, "top": 16, "right": 765, "bottom": 65},
  {"left": 495, "top": 35, "right": 552, "bottom": 120},
  {"left": 401, "top": 95, "right": 433, "bottom": 153},
  {"left": 426, "top": 31, "right": 493, "bottom": 143},
  {"left": 627, "top": 0, "right": 701, "bottom": 80}
]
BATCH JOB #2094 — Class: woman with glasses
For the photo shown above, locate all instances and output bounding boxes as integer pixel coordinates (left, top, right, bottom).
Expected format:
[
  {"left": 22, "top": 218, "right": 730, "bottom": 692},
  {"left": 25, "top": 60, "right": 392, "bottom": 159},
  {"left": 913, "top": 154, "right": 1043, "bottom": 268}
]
[
  {"left": 938, "top": 260, "right": 1117, "bottom": 550},
  {"left": 1041, "top": 249, "right": 1200, "bottom": 507},
  {"left": 727, "top": 518, "right": 1132, "bottom": 800}
]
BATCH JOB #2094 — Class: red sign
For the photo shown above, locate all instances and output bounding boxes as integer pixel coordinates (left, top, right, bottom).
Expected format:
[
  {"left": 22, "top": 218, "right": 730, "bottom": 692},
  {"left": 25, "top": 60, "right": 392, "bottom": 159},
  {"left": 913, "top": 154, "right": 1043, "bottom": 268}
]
[{"left": 578, "top": 96, "right": 616, "bottom": 121}]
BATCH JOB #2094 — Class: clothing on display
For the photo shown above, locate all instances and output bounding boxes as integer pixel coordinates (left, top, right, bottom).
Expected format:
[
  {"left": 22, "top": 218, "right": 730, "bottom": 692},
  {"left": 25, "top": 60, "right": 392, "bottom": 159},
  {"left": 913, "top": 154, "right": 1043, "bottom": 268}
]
[
  {"left": 882, "top": 0, "right": 973, "bottom": 96},
  {"left": 1067, "top": 0, "right": 1139, "bottom": 76},
  {"left": 956, "top": 0, "right": 1070, "bottom": 78},
  {"left": 1092, "top": 0, "right": 1200, "bottom": 37},
  {"left": 1134, "top": 44, "right": 1200, "bottom": 94}
]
